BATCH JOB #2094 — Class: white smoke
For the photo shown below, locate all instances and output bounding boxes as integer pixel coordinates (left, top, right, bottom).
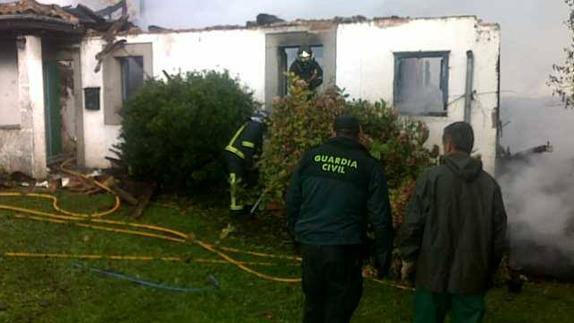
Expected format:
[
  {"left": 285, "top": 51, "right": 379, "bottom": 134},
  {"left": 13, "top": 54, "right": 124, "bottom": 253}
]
[
  {"left": 499, "top": 97, "right": 574, "bottom": 278},
  {"left": 9, "top": 0, "right": 573, "bottom": 277}
]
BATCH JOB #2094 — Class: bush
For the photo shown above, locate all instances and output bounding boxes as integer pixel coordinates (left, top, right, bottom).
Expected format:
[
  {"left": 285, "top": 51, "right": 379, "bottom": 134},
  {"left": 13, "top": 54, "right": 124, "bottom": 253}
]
[
  {"left": 118, "top": 71, "right": 257, "bottom": 191},
  {"left": 259, "top": 83, "right": 437, "bottom": 226},
  {"left": 259, "top": 84, "right": 346, "bottom": 204}
]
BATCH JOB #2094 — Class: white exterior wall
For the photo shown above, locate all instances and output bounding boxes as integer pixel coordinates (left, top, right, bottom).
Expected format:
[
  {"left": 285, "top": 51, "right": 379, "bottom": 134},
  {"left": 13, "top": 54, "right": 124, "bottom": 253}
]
[
  {"left": 0, "top": 36, "right": 47, "bottom": 178},
  {"left": 337, "top": 17, "right": 500, "bottom": 174},
  {"left": 80, "top": 38, "right": 110, "bottom": 168},
  {"left": 80, "top": 29, "right": 266, "bottom": 168},
  {"left": 22, "top": 36, "right": 48, "bottom": 178},
  {"left": 80, "top": 17, "right": 500, "bottom": 173}
]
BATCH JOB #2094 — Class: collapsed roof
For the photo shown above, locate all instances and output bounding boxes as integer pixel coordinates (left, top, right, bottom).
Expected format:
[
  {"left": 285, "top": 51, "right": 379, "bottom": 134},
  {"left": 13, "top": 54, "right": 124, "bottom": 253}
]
[
  {"left": 0, "top": 0, "right": 81, "bottom": 34},
  {"left": 0, "top": 0, "right": 135, "bottom": 36}
]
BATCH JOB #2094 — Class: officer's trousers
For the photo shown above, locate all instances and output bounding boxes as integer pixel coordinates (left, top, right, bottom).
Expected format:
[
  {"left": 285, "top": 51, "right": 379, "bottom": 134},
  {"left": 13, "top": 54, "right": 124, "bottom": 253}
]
[
  {"left": 414, "top": 288, "right": 485, "bottom": 323},
  {"left": 300, "top": 244, "right": 363, "bottom": 323},
  {"left": 224, "top": 152, "right": 247, "bottom": 217}
]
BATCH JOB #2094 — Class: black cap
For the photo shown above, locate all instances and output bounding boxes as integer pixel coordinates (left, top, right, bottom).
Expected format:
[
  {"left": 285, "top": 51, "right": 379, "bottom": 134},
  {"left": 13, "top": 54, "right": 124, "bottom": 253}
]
[
  {"left": 334, "top": 115, "right": 360, "bottom": 133},
  {"left": 298, "top": 46, "right": 313, "bottom": 55}
]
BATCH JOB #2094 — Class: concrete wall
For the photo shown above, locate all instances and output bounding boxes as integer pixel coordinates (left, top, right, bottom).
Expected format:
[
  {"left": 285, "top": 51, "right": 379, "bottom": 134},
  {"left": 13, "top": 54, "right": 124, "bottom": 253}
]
[
  {"left": 80, "top": 17, "right": 500, "bottom": 173},
  {"left": 336, "top": 17, "right": 500, "bottom": 174},
  {"left": 0, "top": 36, "right": 47, "bottom": 178},
  {"left": 80, "top": 28, "right": 266, "bottom": 168}
]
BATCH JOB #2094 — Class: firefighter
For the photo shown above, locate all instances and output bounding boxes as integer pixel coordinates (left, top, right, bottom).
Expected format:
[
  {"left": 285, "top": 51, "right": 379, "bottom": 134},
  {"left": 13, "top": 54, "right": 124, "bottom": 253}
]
[
  {"left": 399, "top": 122, "right": 508, "bottom": 323},
  {"left": 224, "top": 110, "right": 268, "bottom": 218},
  {"left": 286, "top": 115, "right": 394, "bottom": 323},
  {"left": 289, "top": 46, "right": 324, "bottom": 91}
]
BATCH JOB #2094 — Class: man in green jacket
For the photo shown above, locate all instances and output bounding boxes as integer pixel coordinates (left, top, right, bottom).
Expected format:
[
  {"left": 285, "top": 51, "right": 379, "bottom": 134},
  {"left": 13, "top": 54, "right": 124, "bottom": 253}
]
[
  {"left": 286, "top": 115, "right": 394, "bottom": 323},
  {"left": 399, "top": 122, "right": 508, "bottom": 323}
]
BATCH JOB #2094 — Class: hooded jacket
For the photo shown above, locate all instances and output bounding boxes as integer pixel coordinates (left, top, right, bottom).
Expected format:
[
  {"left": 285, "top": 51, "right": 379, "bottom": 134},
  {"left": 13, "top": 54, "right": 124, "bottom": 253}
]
[{"left": 399, "top": 153, "right": 508, "bottom": 294}]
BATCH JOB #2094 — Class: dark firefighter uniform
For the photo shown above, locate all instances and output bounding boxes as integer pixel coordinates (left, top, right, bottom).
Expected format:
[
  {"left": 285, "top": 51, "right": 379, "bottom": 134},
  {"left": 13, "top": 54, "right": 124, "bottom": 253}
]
[
  {"left": 224, "top": 112, "right": 266, "bottom": 217},
  {"left": 399, "top": 152, "right": 507, "bottom": 323},
  {"left": 289, "top": 46, "right": 324, "bottom": 91},
  {"left": 286, "top": 116, "right": 393, "bottom": 323}
]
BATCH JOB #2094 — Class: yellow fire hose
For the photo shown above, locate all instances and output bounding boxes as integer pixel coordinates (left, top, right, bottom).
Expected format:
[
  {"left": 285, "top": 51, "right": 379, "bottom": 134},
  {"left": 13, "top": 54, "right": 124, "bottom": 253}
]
[
  {"left": 0, "top": 204, "right": 302, "bottom": 283},
  {"left": 0, "top": 163, "right": 303, "bottom": 283},
  {"left": 0, "top": 160, "right": 411, "bottom": 289},
  {"left": 0, "top": 252, "right": 279, "bottom": 267},
  {"left": 0, "top": 204, "right": 413, "bottom": 289}
]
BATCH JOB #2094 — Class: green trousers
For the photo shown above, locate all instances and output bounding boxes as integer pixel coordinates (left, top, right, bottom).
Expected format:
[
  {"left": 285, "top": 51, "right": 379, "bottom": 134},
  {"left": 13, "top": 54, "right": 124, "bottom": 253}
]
[{"left": 414, "top": 288, "right": 485, "bottom": 323}]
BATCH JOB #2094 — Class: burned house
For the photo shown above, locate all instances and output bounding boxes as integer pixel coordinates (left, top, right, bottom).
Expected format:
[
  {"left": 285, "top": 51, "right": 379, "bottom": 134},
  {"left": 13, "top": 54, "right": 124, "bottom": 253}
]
[
  {"left": 0, "top": 0, "right": 85, "bottom": 178},
  {"left": 0, "top": 0, "right": 501, "bottom": 178}
]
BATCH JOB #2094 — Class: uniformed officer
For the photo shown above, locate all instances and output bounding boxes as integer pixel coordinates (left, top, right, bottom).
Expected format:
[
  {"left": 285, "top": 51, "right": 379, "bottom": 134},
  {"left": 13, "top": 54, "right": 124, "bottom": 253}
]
[
  {"left": 224, "top": 110, "right": 268, "bottom": 218},
  {"left": 286, "top": 115, "right": 394, "bottom": 323},
  {"left": 289, "top": 46, "right": 324, "bottom": 91}
]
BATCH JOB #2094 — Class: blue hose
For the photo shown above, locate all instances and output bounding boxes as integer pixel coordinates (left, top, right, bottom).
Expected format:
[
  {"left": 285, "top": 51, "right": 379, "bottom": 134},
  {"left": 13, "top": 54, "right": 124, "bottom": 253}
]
[{"left": 73, "top": 263, "right": 219, "bottom": 293}]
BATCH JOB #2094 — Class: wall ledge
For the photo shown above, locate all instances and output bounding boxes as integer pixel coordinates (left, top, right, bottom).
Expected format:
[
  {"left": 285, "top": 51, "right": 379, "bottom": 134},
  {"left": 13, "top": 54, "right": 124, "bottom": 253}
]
[{"left": 0, "top": 124, "right": 21, "bottom": 130}]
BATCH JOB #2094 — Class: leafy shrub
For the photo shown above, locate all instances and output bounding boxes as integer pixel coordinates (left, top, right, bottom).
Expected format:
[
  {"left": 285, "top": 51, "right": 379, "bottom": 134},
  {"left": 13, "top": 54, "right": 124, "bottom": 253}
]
[
  {"left": 259, "top": 84, "right": 346, "bottom": 204},
  {"left": 118, "top": 71, "right": 257, "bottom": 191},
  {"left": 259, "top": 83, "right": 437, "bottom": 226}
]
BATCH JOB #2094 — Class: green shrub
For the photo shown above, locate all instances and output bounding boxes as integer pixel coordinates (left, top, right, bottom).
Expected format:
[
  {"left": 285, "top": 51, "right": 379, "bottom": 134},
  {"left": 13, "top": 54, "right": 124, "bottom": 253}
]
[
  {"left": 259, "top": 83, "right": 437, "bottom": 226},
  {"left": 259, "top": 84, "right": 346, "bottom": 204},
  {"left": 118, "top": 71, "right": 257, "bottom": 191}
]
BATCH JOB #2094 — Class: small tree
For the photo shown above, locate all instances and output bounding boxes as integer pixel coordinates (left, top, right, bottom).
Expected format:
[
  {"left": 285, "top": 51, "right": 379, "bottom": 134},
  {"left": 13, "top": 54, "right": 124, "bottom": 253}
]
[
  {"left": 119, "top": 71, "right": 257, "bottom": 191},
  {"left": 549, "top": 0, "right": 574, "bottom": 108}
]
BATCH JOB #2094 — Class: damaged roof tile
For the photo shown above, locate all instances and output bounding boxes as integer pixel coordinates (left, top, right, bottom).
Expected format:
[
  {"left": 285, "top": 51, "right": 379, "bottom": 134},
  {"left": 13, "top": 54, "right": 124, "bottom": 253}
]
[{"left": 0, "top": 0, "right": 79, "bottom": 24}]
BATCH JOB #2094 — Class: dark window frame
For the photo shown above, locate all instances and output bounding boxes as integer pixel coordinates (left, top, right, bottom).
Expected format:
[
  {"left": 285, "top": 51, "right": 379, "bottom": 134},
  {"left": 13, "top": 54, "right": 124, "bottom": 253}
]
[
  {"left": 102, "top": 43, "right": 153, "bottom": 126},
  {"left": 393, "top": 51, "right": 450, "bottom": 117},
  {"left": 118, "top": 56, "right": 145, "bottom": 103},
  {"left": 264, "top": 30, "right": 337, "bottom": 109}
]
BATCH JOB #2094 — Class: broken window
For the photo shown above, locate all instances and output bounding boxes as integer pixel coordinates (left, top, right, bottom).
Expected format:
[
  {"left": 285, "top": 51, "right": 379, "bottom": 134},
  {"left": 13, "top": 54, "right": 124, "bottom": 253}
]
[
  {"left": 265, "top": 30, "right": 336, "bottom": 108},
  {"left": 119, "top": 56, "right": 144, "bottom": 102},
  {"left": 0, "top": 39, "right": 20, "bottom": 127},
  {"left": 103, "top": 43, "right": 152, "bottom": 126},
  {"left": 394, "top": 51, "right": 449, "bottom": 116},
  {"left": 278, "top": 45, "right": 324, "bottom": 96}
]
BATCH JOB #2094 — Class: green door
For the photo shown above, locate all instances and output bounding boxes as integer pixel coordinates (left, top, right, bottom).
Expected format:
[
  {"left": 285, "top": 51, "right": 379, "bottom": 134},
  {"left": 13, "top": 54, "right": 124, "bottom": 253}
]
[{"left": 43, "top": 61, "right": 62, "bottom": 161}]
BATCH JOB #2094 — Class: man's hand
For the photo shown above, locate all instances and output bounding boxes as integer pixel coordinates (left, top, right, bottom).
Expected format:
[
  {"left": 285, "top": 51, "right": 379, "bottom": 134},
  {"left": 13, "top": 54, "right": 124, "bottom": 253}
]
[{"left": 294, "top": 79, "right": 308, "bottom": 88}]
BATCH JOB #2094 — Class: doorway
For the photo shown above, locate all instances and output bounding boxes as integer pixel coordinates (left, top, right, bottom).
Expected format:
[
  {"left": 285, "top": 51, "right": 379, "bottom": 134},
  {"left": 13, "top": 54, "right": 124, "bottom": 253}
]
[
  {"left": 43, "top": 59, "right": 77, "bottom": 164},
  {"left": 43, "top": 61, "right": 62, "bottom": 162}
]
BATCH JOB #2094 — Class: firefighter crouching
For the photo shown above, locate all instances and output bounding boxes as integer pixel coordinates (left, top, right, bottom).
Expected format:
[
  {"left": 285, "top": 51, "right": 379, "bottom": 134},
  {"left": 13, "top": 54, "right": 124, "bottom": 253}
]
[{"left": 224, "top": 110, "right": 268, "bottom": 218}]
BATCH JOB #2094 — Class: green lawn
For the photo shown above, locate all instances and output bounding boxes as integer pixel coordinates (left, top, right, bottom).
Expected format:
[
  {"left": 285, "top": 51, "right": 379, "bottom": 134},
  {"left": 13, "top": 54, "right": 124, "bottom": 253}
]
[{"left": 0, "top": 191, "right": 573, "bottom": 322}]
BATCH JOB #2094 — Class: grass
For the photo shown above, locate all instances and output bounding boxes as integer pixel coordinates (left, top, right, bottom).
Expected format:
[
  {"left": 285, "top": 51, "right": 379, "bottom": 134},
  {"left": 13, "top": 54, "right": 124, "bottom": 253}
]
[{"left": 0, "top": 191, "right": 573, "bottom": 322}]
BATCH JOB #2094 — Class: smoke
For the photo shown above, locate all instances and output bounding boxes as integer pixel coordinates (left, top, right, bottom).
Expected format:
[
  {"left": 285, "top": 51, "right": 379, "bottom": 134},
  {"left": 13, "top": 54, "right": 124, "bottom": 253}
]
[
  {"left": 136, "top": 0, "right": 570, "bottom": 99},
  {"left": 26, "top": 1, "right": 568, "bottom": 96},
  {"left": 140, "top": 0, "right": 574, "bottom": 277},
  {"left": 499, "top": 97, "right": 574, "bottom": 279},
  {"left": 20, "top": 0, "right": 574, "bottom": 277}
]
